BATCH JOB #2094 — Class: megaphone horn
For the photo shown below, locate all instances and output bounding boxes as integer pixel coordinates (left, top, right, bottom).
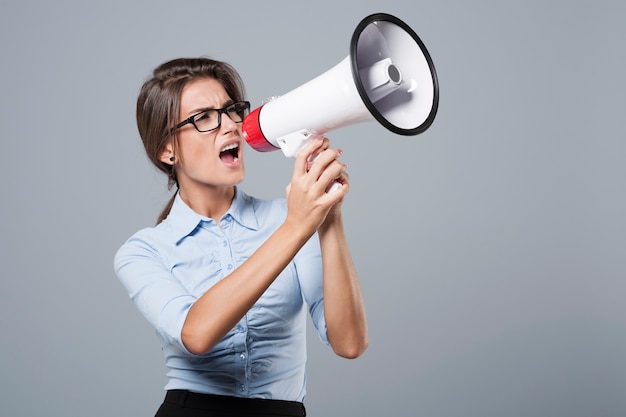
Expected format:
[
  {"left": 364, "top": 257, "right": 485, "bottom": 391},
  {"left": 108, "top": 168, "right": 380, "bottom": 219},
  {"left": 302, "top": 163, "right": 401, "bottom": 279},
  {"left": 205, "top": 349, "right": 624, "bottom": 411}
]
[{"left": 242, "top": 12, "right": 439, "bottom": 158}]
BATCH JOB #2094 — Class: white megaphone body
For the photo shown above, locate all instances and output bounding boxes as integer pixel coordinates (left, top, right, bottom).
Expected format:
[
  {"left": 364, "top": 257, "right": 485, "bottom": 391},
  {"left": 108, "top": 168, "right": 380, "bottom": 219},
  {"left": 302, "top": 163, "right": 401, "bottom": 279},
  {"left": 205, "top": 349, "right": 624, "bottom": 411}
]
[{"left": 242, "top": 12, "right": 439, "bottom": 162}]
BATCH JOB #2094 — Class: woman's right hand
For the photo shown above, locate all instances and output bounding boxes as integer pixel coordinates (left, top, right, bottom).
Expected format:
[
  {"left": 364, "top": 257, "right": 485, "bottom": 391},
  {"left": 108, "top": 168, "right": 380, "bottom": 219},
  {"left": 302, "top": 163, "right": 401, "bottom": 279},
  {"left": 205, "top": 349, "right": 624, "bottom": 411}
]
[{"left": 284, "top": 136, "right": 347, "bottom": 236}]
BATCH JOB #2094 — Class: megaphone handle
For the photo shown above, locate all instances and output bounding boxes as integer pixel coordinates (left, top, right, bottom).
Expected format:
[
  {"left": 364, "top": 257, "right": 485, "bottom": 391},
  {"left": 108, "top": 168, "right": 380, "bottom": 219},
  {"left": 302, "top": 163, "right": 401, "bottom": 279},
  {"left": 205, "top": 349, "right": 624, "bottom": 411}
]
[
  {"left": 278, "top": 131, "right": 341, "bottom": 193},
  {"left": 326, "top": 181, "right": 342, "bottom": 193}
]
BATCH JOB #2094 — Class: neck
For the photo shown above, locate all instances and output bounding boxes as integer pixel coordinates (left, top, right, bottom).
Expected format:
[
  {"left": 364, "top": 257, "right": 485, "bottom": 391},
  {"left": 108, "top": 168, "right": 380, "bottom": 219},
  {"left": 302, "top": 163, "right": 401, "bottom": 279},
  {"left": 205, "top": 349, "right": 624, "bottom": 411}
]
[{"left": 179, "top": 184, "right": 236, "bottom": 222}]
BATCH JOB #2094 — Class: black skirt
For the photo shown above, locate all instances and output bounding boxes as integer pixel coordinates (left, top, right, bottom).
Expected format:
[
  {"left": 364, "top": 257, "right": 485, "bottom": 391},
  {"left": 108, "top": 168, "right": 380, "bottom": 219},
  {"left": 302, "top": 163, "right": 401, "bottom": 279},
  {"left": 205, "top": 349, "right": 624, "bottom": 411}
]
[{"left": 155, "top": 390, "right": 306, "bottom": 417}]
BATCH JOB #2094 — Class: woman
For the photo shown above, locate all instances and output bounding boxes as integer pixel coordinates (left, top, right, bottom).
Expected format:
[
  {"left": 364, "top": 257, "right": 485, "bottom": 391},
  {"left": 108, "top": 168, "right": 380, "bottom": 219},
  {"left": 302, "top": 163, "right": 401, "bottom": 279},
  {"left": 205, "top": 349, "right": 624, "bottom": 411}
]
[{"left": 114, "top": 57, "right": 368, "bottom": 417}]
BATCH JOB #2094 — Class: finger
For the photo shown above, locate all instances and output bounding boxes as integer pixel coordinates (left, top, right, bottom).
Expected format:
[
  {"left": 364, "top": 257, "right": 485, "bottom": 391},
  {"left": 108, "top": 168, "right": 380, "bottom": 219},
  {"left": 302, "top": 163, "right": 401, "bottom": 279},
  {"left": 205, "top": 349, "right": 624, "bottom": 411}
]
[
  {"left": 315, "top": 159, "right": 348, "bottom": 194},
  {"left": 334, "top": 170, "right": 350, "bottom": 187},
  {"left": 307, "top": 148, "right": 343, "bottom": 180},
  {"left": 295, "top": 136, "right": 325, "bottom": 176},
  {"left": 303, "top": 136, "right": 332, "bottom": 167},
  {"left": 308, "top": 136, "right": 330, "bottom": 161}
]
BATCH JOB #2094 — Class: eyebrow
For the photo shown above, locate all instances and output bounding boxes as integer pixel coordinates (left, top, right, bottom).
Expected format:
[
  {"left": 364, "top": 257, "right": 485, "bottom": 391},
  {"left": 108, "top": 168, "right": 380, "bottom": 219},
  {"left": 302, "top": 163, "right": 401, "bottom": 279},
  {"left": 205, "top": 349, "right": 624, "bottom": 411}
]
[{"left": 185, "top": 99, "right": 236, "bottom": 118}]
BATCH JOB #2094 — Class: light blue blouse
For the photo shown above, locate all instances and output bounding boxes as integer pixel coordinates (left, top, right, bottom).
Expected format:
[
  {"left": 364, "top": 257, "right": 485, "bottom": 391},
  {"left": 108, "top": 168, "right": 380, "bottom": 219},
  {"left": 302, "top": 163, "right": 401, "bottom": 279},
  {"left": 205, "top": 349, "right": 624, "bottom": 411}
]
[{"left": 114, "top": 188, "right": 328, "bottom": 401}]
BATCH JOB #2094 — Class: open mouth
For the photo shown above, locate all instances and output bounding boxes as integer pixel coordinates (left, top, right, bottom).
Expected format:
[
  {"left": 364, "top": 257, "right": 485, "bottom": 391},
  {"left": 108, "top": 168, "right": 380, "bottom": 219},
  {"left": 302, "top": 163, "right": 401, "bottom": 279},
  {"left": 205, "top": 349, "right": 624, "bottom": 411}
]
[{"left": 219, "top": 143, "right": 240, "bottom": 164}]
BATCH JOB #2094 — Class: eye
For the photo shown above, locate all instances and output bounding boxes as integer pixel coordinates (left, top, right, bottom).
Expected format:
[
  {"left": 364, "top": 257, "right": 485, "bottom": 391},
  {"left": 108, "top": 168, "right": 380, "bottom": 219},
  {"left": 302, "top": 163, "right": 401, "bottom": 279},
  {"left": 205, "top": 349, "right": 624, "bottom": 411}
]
[
  {"left": 228, "top": 102, "right": 250, "bottom": 121},
  {"left": 192, "top": 109, "right": 220, "bottom": 131},
  {"left": 194, "top": 110, "right": 214, "bottom": 122}
]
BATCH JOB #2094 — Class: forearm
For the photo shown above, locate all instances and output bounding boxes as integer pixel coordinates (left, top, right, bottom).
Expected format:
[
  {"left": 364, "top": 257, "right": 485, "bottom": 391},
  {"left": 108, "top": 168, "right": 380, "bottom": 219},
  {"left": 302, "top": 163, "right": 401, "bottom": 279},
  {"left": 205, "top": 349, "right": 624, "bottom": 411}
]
[
  {"left": 182, "top": 220, "right": 311, "bottom": 355},
  {"left": 319, "top": 214, "right": 368, "bottom": 358}
]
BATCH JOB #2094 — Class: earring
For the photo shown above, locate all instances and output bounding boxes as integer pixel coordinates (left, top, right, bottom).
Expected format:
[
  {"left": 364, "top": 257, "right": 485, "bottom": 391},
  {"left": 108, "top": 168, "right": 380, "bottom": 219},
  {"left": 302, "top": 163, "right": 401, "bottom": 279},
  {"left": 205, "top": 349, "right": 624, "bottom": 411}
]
[{"left": 169, "top": 156, "right": 175, "bottom": 162}]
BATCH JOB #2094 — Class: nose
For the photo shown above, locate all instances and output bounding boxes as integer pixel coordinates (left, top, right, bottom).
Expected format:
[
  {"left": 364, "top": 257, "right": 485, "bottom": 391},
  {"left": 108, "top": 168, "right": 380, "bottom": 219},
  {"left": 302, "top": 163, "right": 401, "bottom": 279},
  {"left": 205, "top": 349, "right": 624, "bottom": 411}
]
[{"left": 219, "top": 110, "right": 238, "bottom": 132}]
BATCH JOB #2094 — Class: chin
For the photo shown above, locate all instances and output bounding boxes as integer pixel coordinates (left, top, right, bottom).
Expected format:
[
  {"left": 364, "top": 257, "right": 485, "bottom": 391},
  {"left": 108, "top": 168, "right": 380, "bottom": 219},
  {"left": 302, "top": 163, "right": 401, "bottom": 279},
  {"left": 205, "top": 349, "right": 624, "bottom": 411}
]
[{"left": 230, "top": 170, "right": 245, "bottom": 186}]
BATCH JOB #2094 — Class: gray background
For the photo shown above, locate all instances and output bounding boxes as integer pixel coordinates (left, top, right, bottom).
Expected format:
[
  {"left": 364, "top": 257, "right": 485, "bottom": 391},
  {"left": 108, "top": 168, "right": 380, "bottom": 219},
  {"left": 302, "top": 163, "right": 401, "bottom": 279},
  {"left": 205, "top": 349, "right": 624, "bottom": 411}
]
[{"left": 1, "top": 0, "right": 625, "bottom": 416}]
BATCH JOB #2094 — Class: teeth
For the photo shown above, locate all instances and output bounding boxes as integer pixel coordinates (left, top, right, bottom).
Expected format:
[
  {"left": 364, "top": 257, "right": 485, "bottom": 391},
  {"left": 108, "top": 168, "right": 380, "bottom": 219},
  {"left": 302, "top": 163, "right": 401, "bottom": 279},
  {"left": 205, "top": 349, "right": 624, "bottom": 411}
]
[{"left": 221, "top": 143, "right": 239, "bottom": 152}]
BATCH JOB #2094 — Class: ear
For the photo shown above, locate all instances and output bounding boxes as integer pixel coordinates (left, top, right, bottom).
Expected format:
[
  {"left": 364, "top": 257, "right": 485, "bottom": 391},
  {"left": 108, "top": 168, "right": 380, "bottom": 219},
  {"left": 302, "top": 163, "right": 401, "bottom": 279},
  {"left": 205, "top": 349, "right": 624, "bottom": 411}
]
[{"left": 159, "top": 140, "right": 175, "bottom": 165}]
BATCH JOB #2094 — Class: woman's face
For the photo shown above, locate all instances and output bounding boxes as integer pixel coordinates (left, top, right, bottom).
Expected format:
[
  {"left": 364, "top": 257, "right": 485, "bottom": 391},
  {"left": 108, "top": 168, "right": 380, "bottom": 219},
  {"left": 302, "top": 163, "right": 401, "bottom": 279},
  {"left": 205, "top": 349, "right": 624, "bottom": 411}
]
[{"left": 164, "top": 77, "right": 245, "bottom": 190}]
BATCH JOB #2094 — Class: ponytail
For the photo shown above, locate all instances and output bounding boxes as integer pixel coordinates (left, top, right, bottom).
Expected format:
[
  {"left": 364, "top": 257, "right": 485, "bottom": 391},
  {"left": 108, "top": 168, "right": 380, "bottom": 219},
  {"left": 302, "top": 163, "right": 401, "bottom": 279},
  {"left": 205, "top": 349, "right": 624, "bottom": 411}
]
[{"left": 156, "top": 192, "right": 177, "bottom": 225}]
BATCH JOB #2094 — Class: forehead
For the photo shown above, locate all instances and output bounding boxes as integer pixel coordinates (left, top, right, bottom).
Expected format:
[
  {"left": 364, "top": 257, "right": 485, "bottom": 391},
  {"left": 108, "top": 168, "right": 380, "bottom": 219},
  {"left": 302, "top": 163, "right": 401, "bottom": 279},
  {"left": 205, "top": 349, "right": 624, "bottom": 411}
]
[{"left": 180, "top": 78, "right": 231, "bottom": 114}]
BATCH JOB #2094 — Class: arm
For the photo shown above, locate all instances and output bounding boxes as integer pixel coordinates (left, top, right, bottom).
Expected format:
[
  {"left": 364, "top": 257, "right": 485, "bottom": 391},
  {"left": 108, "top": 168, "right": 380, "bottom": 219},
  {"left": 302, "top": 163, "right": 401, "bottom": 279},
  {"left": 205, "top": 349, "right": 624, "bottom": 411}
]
[
  {"left": 181, "top": 220, "right": 310, "bottom": 354},
  {"left": 318, "top": 184, "right": 369, "bottom": 359}
]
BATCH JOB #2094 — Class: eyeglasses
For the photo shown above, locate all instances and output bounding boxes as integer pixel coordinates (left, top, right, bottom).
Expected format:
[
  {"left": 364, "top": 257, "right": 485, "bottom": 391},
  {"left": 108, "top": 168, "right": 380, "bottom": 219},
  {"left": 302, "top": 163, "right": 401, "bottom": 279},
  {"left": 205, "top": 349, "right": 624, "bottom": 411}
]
[{"left": 172, "top": 101, "right": 250, "bottom": 133}]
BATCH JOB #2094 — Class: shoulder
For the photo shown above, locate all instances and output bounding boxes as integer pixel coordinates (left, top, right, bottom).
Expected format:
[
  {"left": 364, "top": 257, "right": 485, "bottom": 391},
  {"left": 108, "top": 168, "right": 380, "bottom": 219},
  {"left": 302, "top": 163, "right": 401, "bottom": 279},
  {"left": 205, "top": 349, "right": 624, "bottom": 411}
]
[
  {"left": 123, "top": 220, "right": 174, "bottom": 248},
  {"left": 113, "top": 222, "right": 174, "bottom": 270}
]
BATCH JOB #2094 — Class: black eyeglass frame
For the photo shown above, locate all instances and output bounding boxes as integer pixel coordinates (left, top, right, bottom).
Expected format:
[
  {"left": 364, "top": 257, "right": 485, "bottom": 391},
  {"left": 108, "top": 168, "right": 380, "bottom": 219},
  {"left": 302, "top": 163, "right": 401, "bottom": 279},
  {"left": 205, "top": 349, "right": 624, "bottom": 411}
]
[{"left": 171, "top": 101, "right": 251, "bottom": 134}]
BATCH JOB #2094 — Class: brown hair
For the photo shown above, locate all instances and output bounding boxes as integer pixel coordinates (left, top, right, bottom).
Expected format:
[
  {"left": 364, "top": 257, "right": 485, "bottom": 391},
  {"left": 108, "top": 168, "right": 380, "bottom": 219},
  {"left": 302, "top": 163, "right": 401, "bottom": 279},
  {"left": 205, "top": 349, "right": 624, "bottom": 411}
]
[{"left": 135, "top": 57, "right": 247, "bottom": 224}]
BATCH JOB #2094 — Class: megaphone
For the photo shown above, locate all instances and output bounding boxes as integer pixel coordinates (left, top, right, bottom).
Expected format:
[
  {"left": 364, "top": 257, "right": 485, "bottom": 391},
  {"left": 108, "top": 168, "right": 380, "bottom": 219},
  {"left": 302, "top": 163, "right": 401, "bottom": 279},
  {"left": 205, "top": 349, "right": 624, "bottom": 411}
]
[{"left": 242, "top": 12, "right": 439, "bottom": 159}]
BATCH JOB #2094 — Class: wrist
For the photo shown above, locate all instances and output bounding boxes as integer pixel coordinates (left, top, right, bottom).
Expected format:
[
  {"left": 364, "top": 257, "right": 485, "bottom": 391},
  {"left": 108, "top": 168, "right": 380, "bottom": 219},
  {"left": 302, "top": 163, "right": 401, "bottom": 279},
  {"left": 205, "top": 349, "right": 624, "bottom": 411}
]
[
  {"left": 318, "top": 211, "right": 344, "bottom": 236},
  {"left": 282, "top": 215, "right": 318, "bottom": 244}
]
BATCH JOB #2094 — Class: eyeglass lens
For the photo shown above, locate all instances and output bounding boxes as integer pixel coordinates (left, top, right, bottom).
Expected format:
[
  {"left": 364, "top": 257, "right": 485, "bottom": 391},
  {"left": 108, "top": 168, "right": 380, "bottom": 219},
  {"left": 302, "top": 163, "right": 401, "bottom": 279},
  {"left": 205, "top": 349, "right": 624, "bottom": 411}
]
[{"left": 193, "top": 102, "right": 249, "bottom": 132}]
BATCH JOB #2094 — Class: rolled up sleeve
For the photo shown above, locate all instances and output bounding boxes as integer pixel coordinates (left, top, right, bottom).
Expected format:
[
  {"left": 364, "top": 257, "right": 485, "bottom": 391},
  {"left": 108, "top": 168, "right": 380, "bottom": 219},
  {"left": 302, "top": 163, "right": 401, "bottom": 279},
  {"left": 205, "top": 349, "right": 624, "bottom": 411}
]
[{"left": 114, "top": 233, "right": 195, "bottom": 354}]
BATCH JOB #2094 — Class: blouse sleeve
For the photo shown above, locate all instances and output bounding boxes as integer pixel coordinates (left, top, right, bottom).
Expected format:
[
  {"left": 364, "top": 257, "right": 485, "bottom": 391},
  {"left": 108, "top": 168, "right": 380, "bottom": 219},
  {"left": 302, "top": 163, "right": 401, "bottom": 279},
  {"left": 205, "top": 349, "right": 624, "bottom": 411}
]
[{"left": 113, "top": 231, "right": 195, "bottom": 354}]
